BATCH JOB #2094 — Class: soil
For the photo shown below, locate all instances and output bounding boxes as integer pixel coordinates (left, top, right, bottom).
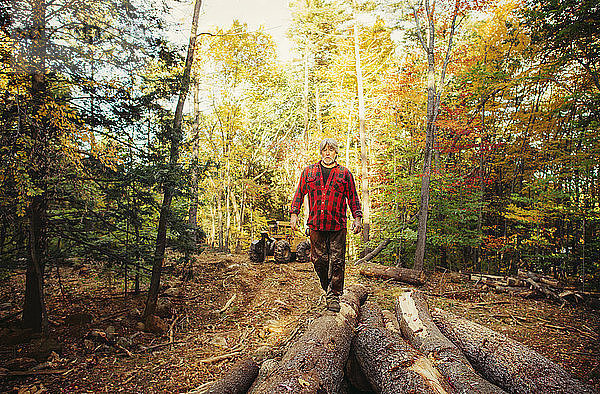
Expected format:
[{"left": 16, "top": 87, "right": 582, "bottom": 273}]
[{"left": 1, "top": 252, "right": 599, "bottom": 393}]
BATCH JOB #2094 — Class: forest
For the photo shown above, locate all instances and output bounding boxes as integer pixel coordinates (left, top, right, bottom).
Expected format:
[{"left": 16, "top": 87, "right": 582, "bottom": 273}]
[{"left": 1, "top": 0, "right": 599, "bottom": 392}]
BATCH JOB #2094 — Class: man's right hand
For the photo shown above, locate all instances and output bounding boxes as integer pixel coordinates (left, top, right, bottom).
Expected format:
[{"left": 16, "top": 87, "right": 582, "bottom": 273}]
[{"left": 290, "top": 214, "right": 299, "bottom": 231}]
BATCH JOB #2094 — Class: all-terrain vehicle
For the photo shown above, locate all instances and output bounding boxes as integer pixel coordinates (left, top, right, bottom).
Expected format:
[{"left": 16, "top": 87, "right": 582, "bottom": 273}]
[{"left": 248, "top": 220, "right": 310, "bottom": 264}]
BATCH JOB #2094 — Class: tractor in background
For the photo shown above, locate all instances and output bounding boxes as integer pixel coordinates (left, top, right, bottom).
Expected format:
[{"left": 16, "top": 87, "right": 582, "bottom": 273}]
[{"left": 248, "top": 220, "right": 310, "bottom": 264}]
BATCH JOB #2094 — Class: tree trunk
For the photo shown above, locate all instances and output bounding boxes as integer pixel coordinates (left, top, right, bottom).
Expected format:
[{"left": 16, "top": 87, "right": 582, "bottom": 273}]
[
  {"left": 360, "top": 263, "right": 427, "bottom": 286},
  {"left": 225, "top": 151, "right": 231, "bottom": 252},
  {"left": 23, "top": 0, "right": 48, "bottom": 333},
  {"left": 396, "top": 291, "right": 505, "bottom": 393},
  {"left": 413, "top": 0, "right": 437, "bottom": 272},
  {"left": 23, "top": 195, "right": 48, "bottom": 332},
  {"left": 412, "top": 0, "right": 458, "bottom": 272},
  {"left": 208, "top": 358, "right": 259, "bottom": 394},
  {"left": 352, "top": 301, "right": 452, "bottom": 393},
  {"left": 143, "top": 0, "right": 203, "bottom": 322},
  {"left": 188, "top": 82, "right": 200, "bottom": 237},
  {"left": 303, "top": 47, "right": 310, "bottom": 143},
  {"left": 249, "top": 285, "right": 368, "bottom": 393},
  {"left": 218, "top": 187, "right": 224, "bottom": 251},
  {"left": 431, "top": 308, "right": 596, "bottom": 393},
  {"left": 353, "top": 10, "right": 370, "bottom": 244},
  {"left": 315, "top": 82, "right": 322, "bottom": 134}
]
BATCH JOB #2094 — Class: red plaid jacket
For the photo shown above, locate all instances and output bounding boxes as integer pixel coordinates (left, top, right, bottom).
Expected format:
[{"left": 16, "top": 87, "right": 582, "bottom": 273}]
[{"left": 291, "top": 162, "right": 362, "bottom": 231}]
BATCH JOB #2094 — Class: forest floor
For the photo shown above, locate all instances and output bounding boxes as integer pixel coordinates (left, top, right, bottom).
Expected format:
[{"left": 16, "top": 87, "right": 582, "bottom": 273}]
[{"left": 1, "top": 252, "right": 599, "bottom": 393}]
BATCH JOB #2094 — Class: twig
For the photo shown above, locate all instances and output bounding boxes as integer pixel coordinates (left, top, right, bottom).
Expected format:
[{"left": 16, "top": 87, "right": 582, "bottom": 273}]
[
  {"left": 116, "top": 343, "right": 133, "bottom": 357},
  {"left": 474, "top": 300, "right": 510, "bottom": 306},
  {"left": 217, "top": 294, "right": 237, "bottom": 314},
  {"left": 95, "top": 308, "right": 130, "bottom": 324},
  {"left": 169, "top": 315, "right": 179, "bottom": 344},
  {"left": 198, "top": 351, "right": 241, "bottom": 364},
  {"left": 0, "top": 369, "right": 71, "bottom": 377},
  {"left": 542, "top": 323, "right": 568, "bottom": 331},
  {"left": 138, "top": 340, "right": 187, "bottom": 353}
]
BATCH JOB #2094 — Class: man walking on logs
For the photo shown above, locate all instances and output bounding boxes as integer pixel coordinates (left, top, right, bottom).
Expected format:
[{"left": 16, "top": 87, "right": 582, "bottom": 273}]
[{"left": 290, "top": 138, "right": 363, "bottom": 312}]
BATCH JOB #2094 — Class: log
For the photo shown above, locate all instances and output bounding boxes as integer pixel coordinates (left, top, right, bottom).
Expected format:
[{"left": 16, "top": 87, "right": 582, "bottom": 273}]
[
  {"left": 248, "top": 284, "right": 369, "bottom": 394},
  {"left": 517, "top": 270, "right": 562, "bottom": 288},
  {"left": 360, "top": 263, "right": 427, "bottom": 286},
  {"left": 354, "top": 238, "right": 392, "bottom": 265},
  {"left": 490, "top": 284, "right": 535, "bottom": 298},
  {"left": 525, "top": 277, "right": 566, "bottom": 304},
  {"left": 506, "top": 277, "right": 527, "bottom": 287},
  {"left": 352, "top": 301, "right": 452, "bottom": 394},
  {"left": 395, "top": 290, "right": 505, "bottom": 394},
  {"left": 431, "top": 308, "right": 597, "bottom": 393},
  {"left": 207, "top": 358, "right": 259, "bottom": 394}
]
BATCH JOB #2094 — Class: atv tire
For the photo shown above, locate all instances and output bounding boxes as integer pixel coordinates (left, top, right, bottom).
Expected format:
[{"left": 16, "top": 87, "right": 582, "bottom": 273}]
[
  {"left": 274, "top": 240, "right": 292, "bottom": 264},
  {"left": 296, "top": 240, "right": 311, "bottom": 263},
  {"left": 249, "top": 240, "right": 264, "bottom": 263}
]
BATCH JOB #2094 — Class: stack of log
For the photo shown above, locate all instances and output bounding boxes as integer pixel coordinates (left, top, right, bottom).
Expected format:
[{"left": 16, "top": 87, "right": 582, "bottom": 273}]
[
  {"left": 470, "top": 269, "right": 599, "bottom": 307},
  {"left": 200, "top": 287, "right": 597, "bottom": 394}
]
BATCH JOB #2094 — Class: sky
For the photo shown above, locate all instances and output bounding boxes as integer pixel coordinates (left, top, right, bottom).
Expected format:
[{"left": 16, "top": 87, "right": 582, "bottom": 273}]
[{"left": 165, "top": 0, "right": 295, "bottom": 62}]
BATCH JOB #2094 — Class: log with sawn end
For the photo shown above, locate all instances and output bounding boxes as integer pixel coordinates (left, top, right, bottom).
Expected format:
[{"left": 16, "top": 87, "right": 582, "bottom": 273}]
[
  {"left": 248, "top": 284, "right": 369, "bottom": 394},
  {"left": 352, "top": 301, "right": 453, "bottom": 394},
  {"left": 359, "top": 263, "right": 427, "bottom": 286},
  {"left": 395, "top": 290, "right": 506, "bottom": 393},
  {"left": 206, "top": 358, "right": 259, "bottom": 394},
  {"left": 431, "top": 308, "right": 598, "bottom": 394}
]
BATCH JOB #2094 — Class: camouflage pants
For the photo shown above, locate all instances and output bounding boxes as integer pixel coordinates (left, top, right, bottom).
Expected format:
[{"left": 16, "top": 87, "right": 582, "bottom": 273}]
[{"left": 310, "top": 228, "right": 347, "bottom": 300}]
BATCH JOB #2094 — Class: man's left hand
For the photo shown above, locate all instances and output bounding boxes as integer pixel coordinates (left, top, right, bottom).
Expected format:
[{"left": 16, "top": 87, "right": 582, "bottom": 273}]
[{"left": 352, "top": 218, "right": 363, "bottom": 234}]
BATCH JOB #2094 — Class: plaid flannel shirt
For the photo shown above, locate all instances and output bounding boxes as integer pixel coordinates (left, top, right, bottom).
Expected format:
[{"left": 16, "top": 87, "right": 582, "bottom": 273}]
[{"left": 291, "top": 162, "right": 362, "bottom": 231}]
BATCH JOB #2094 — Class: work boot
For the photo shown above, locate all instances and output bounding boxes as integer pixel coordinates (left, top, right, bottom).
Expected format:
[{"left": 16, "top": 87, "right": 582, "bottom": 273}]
[{"left": 326, "top": 296, "right": 341, "bottom": 312}]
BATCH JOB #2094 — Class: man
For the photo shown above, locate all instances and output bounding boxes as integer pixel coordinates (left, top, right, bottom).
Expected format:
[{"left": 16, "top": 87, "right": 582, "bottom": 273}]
[{"left": 290, "top": 138, "right": 363, "bottom": 312}]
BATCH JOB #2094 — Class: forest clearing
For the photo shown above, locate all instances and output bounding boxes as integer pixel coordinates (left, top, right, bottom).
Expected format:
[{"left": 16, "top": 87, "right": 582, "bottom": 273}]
[
  {"left": 1, "top": 252, "right": 599, "bottom": 393},
  {"left": 2, "top": 0, "right": 600, "bottom": 392}
]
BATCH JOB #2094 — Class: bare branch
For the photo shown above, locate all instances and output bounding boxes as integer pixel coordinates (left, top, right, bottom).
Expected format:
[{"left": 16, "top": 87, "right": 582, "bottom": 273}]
[{"left": 409, "top": 0, "right": 428, "bottom": 53}]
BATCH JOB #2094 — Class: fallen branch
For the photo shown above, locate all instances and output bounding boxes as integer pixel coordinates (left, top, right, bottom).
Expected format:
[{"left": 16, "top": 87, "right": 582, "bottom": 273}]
[
  {"left": 354, "top": 238, "right": 391, "bottom": 265},
  {"left": 360, "top": 263, "right": 426, "bottom": 286}
]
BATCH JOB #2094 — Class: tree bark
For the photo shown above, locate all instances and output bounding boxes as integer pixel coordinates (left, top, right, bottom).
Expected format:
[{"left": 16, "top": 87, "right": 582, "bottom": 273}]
[
  {"left": 395, "top": 291, "right": 505, "bottom": 393},
  {"left": 431, "top": 308, "right": 596, "bottom": 393},
  {"left": 360, "top": 263, "right": 427, "bottom": 286},
  {"left": 352, "top": 301, "right": 452, "bottom": 393},
  {"left": 249, "top": 285, "right": 368, "bottom": 394},
  {"left": 143, "top": 0, "right": 203, "bottom": 322},
  {"left": 208, "top": 358, "right": 259, "bottom": 394}
]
